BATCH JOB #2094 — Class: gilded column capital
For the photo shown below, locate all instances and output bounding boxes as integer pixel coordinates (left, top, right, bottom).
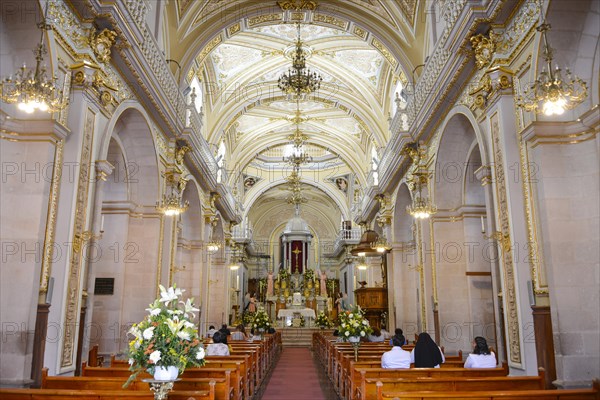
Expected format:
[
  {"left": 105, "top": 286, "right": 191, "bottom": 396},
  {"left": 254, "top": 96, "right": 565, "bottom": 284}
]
[{"left": 94, "top": 160, "right": 114, "bottom": 181}]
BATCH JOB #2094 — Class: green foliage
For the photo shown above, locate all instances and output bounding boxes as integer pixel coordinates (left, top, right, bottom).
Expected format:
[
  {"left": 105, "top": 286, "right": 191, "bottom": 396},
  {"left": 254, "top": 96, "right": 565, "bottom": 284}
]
[
  {"left": 124, "top": 285, "right": 205, "bottom": 385},
  {"left": 337, "top": 305, "right": 373, "bottom": 341}
]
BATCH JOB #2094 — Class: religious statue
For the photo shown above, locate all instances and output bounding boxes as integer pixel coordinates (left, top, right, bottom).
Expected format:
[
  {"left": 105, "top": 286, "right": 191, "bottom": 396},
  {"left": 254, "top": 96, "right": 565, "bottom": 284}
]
[
  {"left": 267, "top": 271, "right": 274, "bottom": 296},
  {"left": 319, "top": 270, "right": 328, "bottom": 297}
]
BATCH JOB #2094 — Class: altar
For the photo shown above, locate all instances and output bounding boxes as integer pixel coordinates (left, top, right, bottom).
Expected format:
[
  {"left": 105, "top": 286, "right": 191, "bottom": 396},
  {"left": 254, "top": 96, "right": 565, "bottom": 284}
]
[{"left": 277, "top": 308, "right": 316, "bottom": 327}]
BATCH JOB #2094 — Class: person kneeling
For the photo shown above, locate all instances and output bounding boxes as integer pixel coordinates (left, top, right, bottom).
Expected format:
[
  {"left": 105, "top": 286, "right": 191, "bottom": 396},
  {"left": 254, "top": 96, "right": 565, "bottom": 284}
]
[{"left": 381, "top": 335, "right": 411, "bottom": 368}]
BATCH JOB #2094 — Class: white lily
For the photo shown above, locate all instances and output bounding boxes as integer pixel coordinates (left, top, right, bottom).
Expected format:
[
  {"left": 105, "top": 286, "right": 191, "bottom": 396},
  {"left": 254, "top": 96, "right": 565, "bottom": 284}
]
[
  {"left": 177, "top": 330, "right": 191, "bottom": 341},
  {"left": 181, "top": 298, "right": 199, "bottom": 319},
  {"left": 158, "top": 284, "right": 182, "bottom": 306},
  {"left": 165, "top": 318, "right": 185, "bottom": 335},
  {"left": 128, "top": 326, "right": 142, "bottom": 341}
]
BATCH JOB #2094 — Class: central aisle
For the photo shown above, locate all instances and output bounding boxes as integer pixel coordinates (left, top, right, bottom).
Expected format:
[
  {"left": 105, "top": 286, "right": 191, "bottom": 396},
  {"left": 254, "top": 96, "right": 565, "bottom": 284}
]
[{"left": 260, "top": 347, "right": 334, "bottom": 400}]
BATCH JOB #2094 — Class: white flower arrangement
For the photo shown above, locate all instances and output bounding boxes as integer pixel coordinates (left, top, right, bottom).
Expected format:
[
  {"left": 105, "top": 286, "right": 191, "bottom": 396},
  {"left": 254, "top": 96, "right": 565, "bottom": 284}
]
[{"left": 336, "top": 305, "right": 372, "bottom": 341}]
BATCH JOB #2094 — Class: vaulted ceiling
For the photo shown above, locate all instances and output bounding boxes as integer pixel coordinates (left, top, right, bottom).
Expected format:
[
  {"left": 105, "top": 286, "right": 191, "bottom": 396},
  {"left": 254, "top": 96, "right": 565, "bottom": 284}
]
[{"left": 162, "top": 0, "right": 428, "bottom": 240}]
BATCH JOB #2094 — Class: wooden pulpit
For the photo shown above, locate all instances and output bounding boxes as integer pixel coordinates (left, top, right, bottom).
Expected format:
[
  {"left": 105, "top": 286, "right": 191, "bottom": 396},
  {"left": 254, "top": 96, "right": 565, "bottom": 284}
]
[{"left": 354, "top": 287, "right": 388, "bottom": 329}]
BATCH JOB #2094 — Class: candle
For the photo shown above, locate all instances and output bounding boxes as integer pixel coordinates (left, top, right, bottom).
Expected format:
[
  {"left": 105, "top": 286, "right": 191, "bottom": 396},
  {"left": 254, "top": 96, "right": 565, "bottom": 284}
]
[
  {"left": 100, "top": 215, "right": 105, "bottom": 232},
  {"left": 236, "top": 275, "right": 239, "bottom": 290},
  {"left": 480, "top": 216, "right": 485, "bottom": 233},
  {"left": 353, "top": 275, "right": 357, "bottom": 290}
]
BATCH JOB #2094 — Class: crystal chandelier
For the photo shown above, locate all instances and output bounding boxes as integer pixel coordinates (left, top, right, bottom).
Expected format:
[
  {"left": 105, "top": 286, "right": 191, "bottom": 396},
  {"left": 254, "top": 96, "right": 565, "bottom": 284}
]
[
  {"left": 156, "top": 171, "right": 189, "bottom": 216},
  {"left": 278, "top": 24, "right": 322, "bottom": 100},
  {"left": 516, "top": 7, "right": 587, "bottom": 116},
  {"left": 206, "top": 217, "right": 221, "bottom": 254},
  {"left": 0, "top": 3, "right": 67, "bottom": 113},
  {"left": 403, "top": 142, "right": 437, "bottom": 219},
  {"left": 371, "top": 234, "right": 391, "bottom": 253}
]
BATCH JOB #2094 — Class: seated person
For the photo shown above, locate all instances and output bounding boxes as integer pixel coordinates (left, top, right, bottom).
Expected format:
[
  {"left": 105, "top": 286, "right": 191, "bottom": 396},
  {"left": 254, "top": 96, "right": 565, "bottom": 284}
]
[
  {"left": 267, "top": 327, "right": 276, "bottom": 334},
  {"left": 380, "top": 325, "right": 391, "bottom": 340},
  {"left": 410, "top": 332, "right": 445, "bottom": 368},
  {"left": 381, "top": 335, "right": 411, "bottom": 368},
  {"left": 219, "top": 324, "right": 231, "bottom": 336},
  {"left": 368, "top": 327, "right": 385, "bottom": 342},
  {"left": 464, "top": 336, "right": 497, "bottom": 368},
  {"left": 206, "top": 331, "right": 230, "bottom": 356},
  {"left": 231, "top": 324, "right": 248, "bottom": 341},
  {"left": 249, "top": 328, "right": 261, "bottom": 341},
  {"left": 389, "top": 328, "right": 406, "bottom": 346},
  {"left": 206, "top": 325, "right": 217, "bottom": 338}
]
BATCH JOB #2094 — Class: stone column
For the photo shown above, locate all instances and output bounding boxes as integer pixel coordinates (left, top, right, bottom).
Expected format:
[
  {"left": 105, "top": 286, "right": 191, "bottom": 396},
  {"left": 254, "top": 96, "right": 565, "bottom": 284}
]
[{"left": 76, "top": 160, "right": 114, "bottom": 375}]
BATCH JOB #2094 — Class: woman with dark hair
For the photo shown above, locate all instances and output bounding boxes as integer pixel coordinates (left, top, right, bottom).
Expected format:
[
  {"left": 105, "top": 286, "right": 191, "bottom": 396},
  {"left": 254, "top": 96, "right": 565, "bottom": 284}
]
[
  {"left": 464, "top": 336, "right": 497, "bottom": 368},
  {"left": 231, "top": 324, "right": 248, "bottom": 340},
  {"left": 206, "top": 331, "right": 230, "bottom": 355},
  {"left": 410, "top": 332, "right": 445, "bottom": 368},
  {"left": 368, "top": 327, "right": 385, "bottom": 342}
]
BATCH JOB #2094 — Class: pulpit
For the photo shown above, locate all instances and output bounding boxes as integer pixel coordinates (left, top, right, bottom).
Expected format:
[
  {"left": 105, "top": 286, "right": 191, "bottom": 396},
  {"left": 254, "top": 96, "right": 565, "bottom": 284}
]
[{"left": 354, "top": 287, "right": 388, "bottom": 329}]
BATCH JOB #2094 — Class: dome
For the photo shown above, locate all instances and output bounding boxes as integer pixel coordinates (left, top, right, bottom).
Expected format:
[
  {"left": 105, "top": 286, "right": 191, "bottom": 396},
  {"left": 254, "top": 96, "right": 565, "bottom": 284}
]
[{"left": 284, "top": 205, "right": 310, "bottom": 233}]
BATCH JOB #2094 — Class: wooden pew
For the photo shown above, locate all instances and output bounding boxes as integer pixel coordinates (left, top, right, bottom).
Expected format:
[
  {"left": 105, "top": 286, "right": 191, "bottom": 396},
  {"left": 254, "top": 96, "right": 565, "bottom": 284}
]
[
  {"left": 352, "top": 364, "right": 509, "bottom": 400},
  {"left": 377, "top": 378, "right": 600, "bottom": 400},
  {"left": 354, "top": 369, "right": 545, "bottom": 400},
  {"left": 87, "top": 344, "right": 104, "bottom": 367},
  {"left": 0, "top": 385, "right": 214, "bottom": 400},
  {"left": 41, "top": 368, "right": 232, "bottom": 400}
]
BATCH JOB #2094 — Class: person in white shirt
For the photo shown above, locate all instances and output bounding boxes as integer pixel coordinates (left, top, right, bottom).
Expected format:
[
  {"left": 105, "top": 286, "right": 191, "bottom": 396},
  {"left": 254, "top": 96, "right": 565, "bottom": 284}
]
[
  {"left": 410, "top": 332, "right": 445, "bottom": 368},
  {"left": 206, "top": 331, "right": 230, "bottom": 356},
  {"left": 464, "top": 336, "right": 497, "bottom": 368},
  {"left": 206, "top": 325, "right": 217, "bottom": 338},
  {"left": 368, "top": 327, "right": 385, "bottom": 342},
  {"left": 381, "top": 336, "right": 411, "bottom": 368}
]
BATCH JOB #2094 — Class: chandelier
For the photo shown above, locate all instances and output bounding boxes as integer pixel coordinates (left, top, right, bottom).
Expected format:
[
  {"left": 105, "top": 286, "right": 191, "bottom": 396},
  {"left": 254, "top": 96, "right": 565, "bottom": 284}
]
[
  {"left": 278, "top": 24, "right": 323, "bottom": 100},
  {"left": 407, "top": 196, "right": 437, "bottom": 219},
  {"left": 371, "top": 234, "right": 391, "bottom": 253},
  {"left": 516, "top": 8, "right": 587, "bottom": 115},
  {"left": 403, "top": 142, "right": 437, "bottom": 219},
  {"left": 0, "top": 3, "right": 67, "bottom": 113},
  {"left": 356, "top": 256, "right": 368, "bottom": 270},
  {"left": 156, "top": 171, "right": 189, "bottom": 216},
  {"left": 206, "top": 217, "right": 221, "bottom": 254}
]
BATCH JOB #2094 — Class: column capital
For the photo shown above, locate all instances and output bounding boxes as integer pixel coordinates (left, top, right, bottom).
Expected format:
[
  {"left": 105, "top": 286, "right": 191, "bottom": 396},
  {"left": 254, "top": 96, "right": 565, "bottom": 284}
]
[{"left": 95, "top": 160, "right": 114, "bottom": 180}]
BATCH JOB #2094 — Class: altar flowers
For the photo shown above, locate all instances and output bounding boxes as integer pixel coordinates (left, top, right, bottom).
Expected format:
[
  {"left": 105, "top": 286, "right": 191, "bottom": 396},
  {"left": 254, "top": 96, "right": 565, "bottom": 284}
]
[
  {"left": 252, "top": 307, "right": 271, "bottom": 331},
  {"left": 337, "top": 305, "right": 373, "bottom": 341},
  {"left": 124, "top": 284, "right": 205, "bottom": 386}
]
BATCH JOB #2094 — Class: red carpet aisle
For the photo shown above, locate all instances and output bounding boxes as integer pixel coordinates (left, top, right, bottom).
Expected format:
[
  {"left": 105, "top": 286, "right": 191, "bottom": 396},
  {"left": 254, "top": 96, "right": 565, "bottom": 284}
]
[{"left": 260, "top": 347, "right": 335, "bottom": 400}]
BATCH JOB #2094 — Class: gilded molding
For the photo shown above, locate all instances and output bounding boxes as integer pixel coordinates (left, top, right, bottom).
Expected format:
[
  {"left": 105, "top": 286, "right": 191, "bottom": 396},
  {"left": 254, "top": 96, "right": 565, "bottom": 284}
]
[
  {"left": 155, "top": 215, "right": 165, "bottom": 298},
  {"left": 353, "top": 26, "right": 367, "bottom": 40},
  {"left": 228, "top": 23, "right": 241, "bottom": 37},
  {"left": 371, "top": 38, "right": 398, "bottom": 68},
  {"left": 248, "top": 14, "right": 283, "bottom": 27},
  {"left": 470, "top": 33, "right": 496, "bottom": 70},
  {"left": 518, "top": 137, "right": 547, "bottom": 294},
  {"left": 195, "top": 35, "right": 223, "bottom": 65},
  {"left": 277, "top": 0, "right": 318, "bottom": 11},
  {"left": 61, "top": 109, "right": 95, "bottom": 368},
  {"left": 89, "top": 29, "right": 118, "bottom": 64},
  {"left": 313, "top": 14, "right": 347, "bottom": 29},
  {"left": 490, "top": 112, "right": 521, "bottom": 365},
  {"left": 39, "top": 139, "right": 64, "bottom": 301}
]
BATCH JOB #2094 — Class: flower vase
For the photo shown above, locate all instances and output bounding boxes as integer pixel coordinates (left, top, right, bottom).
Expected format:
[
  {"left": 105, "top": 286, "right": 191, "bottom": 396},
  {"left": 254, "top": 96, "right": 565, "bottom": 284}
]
[{"left": 153, "top": 366, "right": 179, "bottom": 381}]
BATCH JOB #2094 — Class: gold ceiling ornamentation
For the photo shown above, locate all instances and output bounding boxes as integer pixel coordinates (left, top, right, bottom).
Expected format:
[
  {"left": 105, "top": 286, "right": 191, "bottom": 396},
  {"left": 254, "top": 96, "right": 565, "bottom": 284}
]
[
  {"left": 470, "top": 32, "right": 495, "bottom": 69},
  {"left": 313, "top": 14, "right": 347, "bottom": 29},
  {"left": 277, "top": 0, "right": 318, "bottom": 11},
  {"left": 371, "top": 37, "right": 398, "bottom": 68},
  {"left": 228, "top": 23, "right": 241, "bottom": 36},
  {"left": 89, "top": 29, "right": 118, "bottom": 64},
  {"left": 248, "top": 14, "right": 283, "bottom": 27},
  {"left": 195, "top": 35, "right": 222, "bottom": 65},
  {"left": 353, "top": 26, "right": 367, "bottom": 40}
]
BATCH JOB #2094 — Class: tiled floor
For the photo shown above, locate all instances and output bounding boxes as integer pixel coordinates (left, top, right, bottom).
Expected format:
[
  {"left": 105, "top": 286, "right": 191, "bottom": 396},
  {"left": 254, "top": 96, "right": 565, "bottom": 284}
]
[{"left": 259, "top": 347, "right": 339, "bottom": 400}]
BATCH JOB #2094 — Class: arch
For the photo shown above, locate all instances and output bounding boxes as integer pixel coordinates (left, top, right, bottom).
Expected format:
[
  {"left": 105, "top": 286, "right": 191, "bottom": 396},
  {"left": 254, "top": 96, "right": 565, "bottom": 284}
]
[
  {"left": 98, "top": 102, "right": 161, "bottom": 205},
  {"left": 432, "top": 108, "right": 486, "bottom": 210},
  {"left": 180, "top": 178, "right": 204, "bottom": 242},
  {"left": 393, "top": 183, "right": 413, "bottom": 243}
]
